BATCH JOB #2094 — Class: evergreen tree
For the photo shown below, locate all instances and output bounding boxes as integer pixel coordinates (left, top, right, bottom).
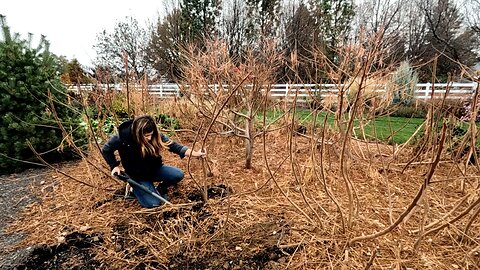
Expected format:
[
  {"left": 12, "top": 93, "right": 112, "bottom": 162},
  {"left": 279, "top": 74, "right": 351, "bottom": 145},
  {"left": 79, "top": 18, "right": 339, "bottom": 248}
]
[
  {"left": 0, "top": 16, "right": 75, "bottom": 174},
  {"left": 60, "top": 58, "right": 91, "bottom": 85},
  {"left": 310, "top": 0, "right": 355, "bottom": 62},
  {"left": 148, "top": 1, "right": 221, "bottom": 81},
  {"left": 283, "top": 2, "right": 319, "bottom": 81},
  {"left": 220, "top": 0, "right": 249, "bottom": 59},
  {"left": 245, "top": 0, "right": 282, "bottom": 45},
  {"left": 180, "top": 0, "right": 221, "bottom": 44}
]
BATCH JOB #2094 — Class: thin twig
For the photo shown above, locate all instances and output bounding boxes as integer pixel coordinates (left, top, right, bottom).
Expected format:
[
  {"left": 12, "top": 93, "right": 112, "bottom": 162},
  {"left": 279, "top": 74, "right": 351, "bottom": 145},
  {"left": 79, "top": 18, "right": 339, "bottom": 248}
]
[
  {"left": 261, "top": 84, "right": 315, "bottom": 225},
  {"left": 27, "top": 141, "right": 103, "bottom": 190},
  {"left": 364, "top": 248, "right": 378, "bottom": 270},
  {"left": 289, "top": 91, "right": 322, "bottom": 225},
  {"left": 414, "top": 195, "right": 480, "bottom": 250},
  {"left": 313, "top": 113, "right": 345, "bottom": 232},
  {"left": 350, "top": 123, "right": 447, "bottom": 245},
  {"left": 463, "top": 204, "right": 480, "bottom": 237},
  {"left": 410, "top": 194, "right": 470, "bottom": 234}
]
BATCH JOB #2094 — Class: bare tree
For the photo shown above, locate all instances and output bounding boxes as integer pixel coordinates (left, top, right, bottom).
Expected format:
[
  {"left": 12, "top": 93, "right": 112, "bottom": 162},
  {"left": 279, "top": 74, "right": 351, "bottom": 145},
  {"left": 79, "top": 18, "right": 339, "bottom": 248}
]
[
  {"left": 461, "top": 0, "right": 480, "bottom": 34},
  {"left": 353, "top": 0, "right": 406, "bottom": 65},
  {"left": 94, "top": 16, "right": 151, "bottom": 79},
  {"left": 354, "top": 0, "right": 404, "bottom": 36},
  {"left": 419, "top": 0, "right": 478, "bottom": 80},
  {"left": 403, "top": 0, "right": 429, "bottom": 63},
  {"left": 148, "top": 9, "right": 184, "bottom": 82}
]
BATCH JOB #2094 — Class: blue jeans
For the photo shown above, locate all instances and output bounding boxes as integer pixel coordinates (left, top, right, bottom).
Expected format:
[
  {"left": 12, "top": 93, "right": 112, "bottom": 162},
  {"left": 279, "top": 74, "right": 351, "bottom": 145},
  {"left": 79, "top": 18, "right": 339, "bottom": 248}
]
[{"left": 131, "top": 165, "right": 184, "bottom": 208}]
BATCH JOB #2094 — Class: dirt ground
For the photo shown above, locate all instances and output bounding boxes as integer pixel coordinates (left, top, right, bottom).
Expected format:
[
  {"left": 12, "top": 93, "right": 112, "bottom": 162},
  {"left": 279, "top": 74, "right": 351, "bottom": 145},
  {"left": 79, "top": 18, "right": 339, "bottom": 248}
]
[
  {"left": 0, "top": 168, "right": 47, "bottom": 269},
  {"left": 0, "top": 164, "right": 105, "bottom": 270}
]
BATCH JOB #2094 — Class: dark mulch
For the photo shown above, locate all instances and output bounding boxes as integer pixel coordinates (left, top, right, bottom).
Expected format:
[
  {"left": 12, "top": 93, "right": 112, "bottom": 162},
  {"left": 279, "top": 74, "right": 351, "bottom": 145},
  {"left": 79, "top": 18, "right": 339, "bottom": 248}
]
[{"left": 14, "top": 232, "right": 102, "bottom": 270}]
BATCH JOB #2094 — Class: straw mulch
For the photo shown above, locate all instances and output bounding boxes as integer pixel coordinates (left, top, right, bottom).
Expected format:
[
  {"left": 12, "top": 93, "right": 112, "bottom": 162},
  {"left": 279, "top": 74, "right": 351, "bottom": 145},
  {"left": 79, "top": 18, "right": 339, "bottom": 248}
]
[{"left": 6, "top": 131, "right": 480, "bottom": 269}]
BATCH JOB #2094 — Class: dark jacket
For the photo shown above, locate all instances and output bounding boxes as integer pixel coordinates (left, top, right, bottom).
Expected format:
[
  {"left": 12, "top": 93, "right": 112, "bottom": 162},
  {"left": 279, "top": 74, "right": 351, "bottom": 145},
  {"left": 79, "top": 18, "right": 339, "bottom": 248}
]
[{"left": 101, "top": 120, "right": 188, "bottom": 181}]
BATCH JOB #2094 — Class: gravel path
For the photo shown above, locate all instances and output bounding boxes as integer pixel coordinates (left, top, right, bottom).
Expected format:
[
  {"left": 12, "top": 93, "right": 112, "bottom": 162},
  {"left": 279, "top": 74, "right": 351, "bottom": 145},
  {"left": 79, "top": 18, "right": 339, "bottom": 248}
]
[{"left": 0, "top": 169, "right": 47, "bottom": 270}]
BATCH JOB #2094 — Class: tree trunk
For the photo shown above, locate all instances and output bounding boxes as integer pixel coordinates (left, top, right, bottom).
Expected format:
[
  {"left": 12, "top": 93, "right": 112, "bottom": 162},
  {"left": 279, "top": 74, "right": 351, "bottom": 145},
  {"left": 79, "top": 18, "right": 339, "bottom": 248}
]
[
  {"left": 245, "top": 137, "right": 253, "bottom": 169},
  {"left": 245, "top": 115, "right": 254, "bottom": 169}
]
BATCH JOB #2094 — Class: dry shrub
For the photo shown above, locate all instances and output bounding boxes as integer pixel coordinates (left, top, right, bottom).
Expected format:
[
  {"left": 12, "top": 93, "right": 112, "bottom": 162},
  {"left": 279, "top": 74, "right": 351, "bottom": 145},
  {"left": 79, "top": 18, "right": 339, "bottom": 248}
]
[
  {"left": 5, "top": 36, "right": 480, "bottom": 270},
  {"left": 7, "top": 131, "right": 480, "bottom": 269},
  {"left": 179, "top": 39, "right": 282, "bottom": 169},
  {"left": 416, "top": 98, "right": 468, "bottom": 119},
  {"left": 112, "top": 83, "right": 154, "bottom": 116},
  {"left": 320, "top": 95, "right": 342, "bottom": 112},
  {"left": 148, "top": 98, "right": 200, "bottom": 131},
  {"left": 347, "top": 77, "right": 394, "bottom": 116}
]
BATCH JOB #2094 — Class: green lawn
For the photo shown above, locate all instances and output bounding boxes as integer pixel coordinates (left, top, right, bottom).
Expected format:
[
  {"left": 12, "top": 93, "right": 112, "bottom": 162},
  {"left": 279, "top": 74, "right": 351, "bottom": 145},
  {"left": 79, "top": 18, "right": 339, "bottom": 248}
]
[
  {"left": 258, "top": 110, "right": 475, "bottom": 145},
  {"left": 356, "top": 116, "right": 425, "bottom": 144},
  {"left": 294, "top": 111, "right": 425, "bottom": 144},
  {"left": 255, "top": 108, "right": 480, "bottom": 145}
]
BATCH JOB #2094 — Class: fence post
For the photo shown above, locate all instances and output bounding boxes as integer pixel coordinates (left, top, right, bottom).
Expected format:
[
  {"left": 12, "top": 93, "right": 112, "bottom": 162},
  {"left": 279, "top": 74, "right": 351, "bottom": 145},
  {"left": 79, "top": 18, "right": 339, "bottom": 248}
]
[
  {"left": 425, "top": 82, "right": 431, "bottom": 100},
  {"left": 160, "top": 83, "right": 163, "bottom": 97}
]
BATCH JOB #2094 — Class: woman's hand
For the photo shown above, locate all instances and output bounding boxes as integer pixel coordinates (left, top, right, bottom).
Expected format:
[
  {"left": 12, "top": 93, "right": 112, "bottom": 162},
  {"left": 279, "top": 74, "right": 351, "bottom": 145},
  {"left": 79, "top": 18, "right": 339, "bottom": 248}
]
[
  {"left": 194, "top": 150, "right": 207, "bottom": 158},
  {"left": 187, "top": 149, "right": 207, "bottom": 158},
  {"left": 111, "top": 166, "right": 122, "bottom": 176}
]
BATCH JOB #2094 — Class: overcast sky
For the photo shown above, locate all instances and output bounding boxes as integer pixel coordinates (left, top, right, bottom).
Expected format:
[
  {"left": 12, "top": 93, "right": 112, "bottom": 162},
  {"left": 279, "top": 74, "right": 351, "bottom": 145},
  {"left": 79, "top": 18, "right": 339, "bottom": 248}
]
[{"left": 2, "top": 0, "right": 166, "bottom": 66}]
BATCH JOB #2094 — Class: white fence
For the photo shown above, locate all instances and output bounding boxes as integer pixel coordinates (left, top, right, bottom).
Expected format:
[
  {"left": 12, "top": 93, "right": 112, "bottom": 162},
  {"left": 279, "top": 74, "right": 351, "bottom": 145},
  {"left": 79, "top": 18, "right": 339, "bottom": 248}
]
[
  {"left": 67, "top": 82, "right": 478, "bottom": 101},
  {"left": 414, "top": 83, "right": 477, "bottom": 100}
]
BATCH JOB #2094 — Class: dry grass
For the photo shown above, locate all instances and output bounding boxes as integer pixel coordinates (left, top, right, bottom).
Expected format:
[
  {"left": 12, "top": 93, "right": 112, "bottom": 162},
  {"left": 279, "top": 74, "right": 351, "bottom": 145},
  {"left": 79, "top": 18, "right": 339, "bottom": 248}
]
[{"left": 7, "top": 127, "right": 480, "bottom": 269}]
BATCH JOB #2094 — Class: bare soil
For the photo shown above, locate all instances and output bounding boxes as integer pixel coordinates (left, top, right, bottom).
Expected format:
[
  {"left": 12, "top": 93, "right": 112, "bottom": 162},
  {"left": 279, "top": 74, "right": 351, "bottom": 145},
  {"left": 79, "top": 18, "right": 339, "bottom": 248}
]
[
  {"left": 0, "top": 168, "right": 45, "bottom": 269},
  {"left": 0, "top": 165, "right": 105, "bottom": 270}
]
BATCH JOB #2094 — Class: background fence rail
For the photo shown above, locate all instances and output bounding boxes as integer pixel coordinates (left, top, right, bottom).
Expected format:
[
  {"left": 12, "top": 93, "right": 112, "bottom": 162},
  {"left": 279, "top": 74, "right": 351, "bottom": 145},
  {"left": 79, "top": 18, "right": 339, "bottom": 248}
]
[{"left": 67, "top": 82, "right": 478, "bottom": 101}]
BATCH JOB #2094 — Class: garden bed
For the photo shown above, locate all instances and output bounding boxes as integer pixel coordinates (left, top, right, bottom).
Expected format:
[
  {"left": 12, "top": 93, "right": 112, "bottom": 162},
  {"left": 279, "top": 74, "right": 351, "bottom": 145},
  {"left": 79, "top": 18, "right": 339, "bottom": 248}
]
[{"left": 4, "top": 133, "right": 479, "bottom": 269}]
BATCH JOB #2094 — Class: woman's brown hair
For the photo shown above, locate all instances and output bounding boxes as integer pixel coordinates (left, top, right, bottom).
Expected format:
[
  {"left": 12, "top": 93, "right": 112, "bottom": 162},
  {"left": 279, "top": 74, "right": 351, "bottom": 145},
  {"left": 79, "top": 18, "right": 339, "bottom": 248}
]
[{"left": 131, "top": 115, "right": 172, "bottom": 158}]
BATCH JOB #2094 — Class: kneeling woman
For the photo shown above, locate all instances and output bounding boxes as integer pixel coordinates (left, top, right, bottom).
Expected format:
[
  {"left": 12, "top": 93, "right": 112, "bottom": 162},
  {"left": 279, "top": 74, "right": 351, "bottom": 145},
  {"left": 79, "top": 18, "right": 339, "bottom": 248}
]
[{"left": 101, "top": 115, "right": 205, "bottom": 208}]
